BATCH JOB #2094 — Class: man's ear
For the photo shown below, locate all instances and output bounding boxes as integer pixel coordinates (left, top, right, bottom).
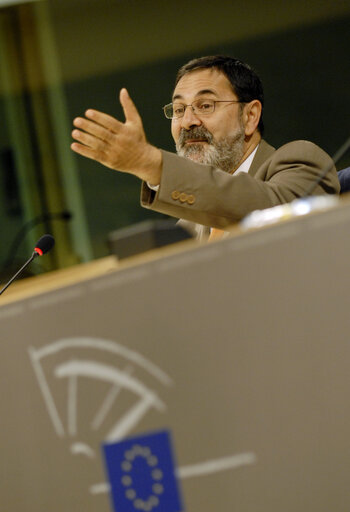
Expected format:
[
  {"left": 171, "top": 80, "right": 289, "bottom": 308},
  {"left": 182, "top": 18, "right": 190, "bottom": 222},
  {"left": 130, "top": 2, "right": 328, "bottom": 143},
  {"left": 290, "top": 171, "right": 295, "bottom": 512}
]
[{"left": 243, "top": 100, "right": 262, "bottom": 136}]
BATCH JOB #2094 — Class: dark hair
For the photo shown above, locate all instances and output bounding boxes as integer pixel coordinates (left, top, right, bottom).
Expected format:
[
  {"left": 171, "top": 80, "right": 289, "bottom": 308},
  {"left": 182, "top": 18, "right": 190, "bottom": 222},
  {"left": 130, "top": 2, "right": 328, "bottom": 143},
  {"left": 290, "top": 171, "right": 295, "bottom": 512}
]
[{"left": 175, "top": 55, "right": 264, "bottom": 135}]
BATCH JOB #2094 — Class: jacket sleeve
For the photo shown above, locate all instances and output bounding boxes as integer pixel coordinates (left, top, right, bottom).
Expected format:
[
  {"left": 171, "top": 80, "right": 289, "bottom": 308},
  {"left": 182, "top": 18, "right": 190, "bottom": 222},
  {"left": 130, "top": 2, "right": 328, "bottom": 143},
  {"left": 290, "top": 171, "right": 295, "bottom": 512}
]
[{"left": 140, "top": 141, "right": 340, "bottom": 229}]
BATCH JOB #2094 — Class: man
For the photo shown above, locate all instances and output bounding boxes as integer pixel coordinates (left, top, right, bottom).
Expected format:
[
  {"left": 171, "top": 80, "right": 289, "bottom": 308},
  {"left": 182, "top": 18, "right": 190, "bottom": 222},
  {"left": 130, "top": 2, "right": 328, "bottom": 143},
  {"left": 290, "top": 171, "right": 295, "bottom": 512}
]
[{"left": 71, "top": 55, "right": 339, "bottom": 239}]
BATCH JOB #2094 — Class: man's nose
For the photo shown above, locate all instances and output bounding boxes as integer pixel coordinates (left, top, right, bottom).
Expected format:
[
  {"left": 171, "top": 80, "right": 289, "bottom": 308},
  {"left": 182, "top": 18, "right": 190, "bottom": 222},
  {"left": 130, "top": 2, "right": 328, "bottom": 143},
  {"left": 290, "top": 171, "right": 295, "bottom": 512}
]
[{"left": 180, "top": 105, "right": 202, "bottom": 130}]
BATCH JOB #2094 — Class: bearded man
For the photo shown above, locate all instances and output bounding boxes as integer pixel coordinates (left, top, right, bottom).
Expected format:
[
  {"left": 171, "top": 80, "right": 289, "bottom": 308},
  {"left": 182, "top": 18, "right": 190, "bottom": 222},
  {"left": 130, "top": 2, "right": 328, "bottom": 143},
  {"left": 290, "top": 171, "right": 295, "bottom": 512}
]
[{"left": 71, "top": 55, "right": 339, "bottom": 240}]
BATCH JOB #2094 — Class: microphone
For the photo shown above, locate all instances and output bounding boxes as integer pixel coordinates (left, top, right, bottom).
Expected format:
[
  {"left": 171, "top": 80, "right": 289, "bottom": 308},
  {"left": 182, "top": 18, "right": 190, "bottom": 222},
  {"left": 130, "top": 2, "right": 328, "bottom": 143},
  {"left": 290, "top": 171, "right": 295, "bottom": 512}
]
[
  {"left": 34, "top": 234, "right": 55, "bottom": 256},
  {"left": 0, "top": 234, "right": 55, "bottom": 296}
]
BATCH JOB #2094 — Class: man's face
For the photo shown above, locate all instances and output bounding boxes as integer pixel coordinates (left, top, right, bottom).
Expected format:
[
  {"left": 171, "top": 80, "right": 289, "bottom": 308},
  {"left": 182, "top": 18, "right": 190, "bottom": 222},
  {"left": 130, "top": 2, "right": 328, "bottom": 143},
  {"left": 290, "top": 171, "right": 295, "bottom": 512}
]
[{"left": 171, "top": 68, "right": 246, "bottom": 173}]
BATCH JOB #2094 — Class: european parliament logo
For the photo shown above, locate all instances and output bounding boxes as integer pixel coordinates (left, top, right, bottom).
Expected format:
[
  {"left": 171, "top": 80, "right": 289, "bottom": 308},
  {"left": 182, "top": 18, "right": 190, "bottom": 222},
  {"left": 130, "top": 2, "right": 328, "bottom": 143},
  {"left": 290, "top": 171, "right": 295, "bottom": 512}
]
[{"left": 103, "top": 430, "right": 183, "bottom": 512}]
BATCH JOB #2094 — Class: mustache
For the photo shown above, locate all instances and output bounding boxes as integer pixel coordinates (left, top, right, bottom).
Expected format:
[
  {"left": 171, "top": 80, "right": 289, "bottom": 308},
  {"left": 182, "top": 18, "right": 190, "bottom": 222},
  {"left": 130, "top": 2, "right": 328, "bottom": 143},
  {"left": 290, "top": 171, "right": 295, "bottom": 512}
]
[{"left": 178, "top": 126, "right": 214, "bottom": 147}]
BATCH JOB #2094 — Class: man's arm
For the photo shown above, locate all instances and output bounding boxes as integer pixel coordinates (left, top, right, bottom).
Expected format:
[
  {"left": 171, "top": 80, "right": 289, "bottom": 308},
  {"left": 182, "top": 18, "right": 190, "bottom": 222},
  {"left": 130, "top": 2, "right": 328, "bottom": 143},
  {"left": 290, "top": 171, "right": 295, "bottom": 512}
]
[
  {"left": 141, "top": 141, "right": 340, "bottom": 228},
  {"left": 71, "top": 90, "right": 339, "bottom": 229},
  {"left": 71, "top": 88, "right": 162, "bottom": 186}
]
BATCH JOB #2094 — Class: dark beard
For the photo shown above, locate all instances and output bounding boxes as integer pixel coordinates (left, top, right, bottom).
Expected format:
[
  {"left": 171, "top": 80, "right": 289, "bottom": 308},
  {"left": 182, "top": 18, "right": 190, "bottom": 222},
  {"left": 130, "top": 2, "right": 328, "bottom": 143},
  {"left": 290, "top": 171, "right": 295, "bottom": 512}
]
[{"left": 176, "top": 125, "right": 245, "bottom": 173}]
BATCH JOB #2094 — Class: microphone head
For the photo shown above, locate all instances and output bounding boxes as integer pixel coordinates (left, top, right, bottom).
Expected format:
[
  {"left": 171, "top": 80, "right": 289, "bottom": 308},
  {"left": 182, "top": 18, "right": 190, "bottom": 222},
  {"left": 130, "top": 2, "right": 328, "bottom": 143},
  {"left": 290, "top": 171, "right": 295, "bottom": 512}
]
[{"left": 34, "top": 234, "right": 55, "bottom": 256}]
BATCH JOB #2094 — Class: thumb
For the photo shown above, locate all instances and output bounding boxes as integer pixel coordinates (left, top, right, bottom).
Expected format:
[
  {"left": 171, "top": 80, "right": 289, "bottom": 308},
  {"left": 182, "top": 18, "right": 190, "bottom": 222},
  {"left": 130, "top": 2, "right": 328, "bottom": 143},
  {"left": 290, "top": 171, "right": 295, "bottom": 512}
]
[{"left": 120, "top": 88, "right": 142, "bottom": 125}]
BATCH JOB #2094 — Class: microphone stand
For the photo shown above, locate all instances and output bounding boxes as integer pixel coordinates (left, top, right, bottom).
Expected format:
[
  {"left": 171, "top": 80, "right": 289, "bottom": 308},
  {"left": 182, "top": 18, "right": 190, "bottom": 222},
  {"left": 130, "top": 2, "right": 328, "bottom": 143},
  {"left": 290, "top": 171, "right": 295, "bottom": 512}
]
[
  {"left": 0, "top": 252, "right": 38, "bottom": 296},
  {"left": 305, "top": 134, "right": 350, "bottom": 196}
]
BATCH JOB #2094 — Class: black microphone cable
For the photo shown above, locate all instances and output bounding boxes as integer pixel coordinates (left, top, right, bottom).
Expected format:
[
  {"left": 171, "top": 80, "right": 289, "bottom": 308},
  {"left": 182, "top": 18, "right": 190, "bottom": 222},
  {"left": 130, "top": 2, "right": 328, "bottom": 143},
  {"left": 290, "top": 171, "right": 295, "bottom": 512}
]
[{"left": 1, "top": 211, "right": 71, "bottom": 272}]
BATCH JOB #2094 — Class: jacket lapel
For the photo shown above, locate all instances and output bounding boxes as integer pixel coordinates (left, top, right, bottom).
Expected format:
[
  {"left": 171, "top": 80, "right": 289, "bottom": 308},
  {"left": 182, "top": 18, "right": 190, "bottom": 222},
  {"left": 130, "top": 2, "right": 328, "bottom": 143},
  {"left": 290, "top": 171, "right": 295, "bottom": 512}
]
[{"left": 248, "top": 139, "right": 275, "bottom": 177}]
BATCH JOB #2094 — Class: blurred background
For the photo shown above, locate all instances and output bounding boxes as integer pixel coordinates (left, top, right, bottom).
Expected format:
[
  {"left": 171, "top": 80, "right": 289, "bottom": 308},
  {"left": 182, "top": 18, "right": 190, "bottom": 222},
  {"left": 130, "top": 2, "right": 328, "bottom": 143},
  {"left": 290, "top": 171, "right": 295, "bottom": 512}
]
[{"left": 0, "top": 0, "right": 349, "bottom": 277}]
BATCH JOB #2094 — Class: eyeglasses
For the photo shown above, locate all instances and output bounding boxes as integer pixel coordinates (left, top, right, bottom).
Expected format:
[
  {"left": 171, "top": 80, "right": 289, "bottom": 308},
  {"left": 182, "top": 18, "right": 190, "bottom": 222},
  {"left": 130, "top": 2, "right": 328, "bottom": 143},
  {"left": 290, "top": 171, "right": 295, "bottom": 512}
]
[{"left": 162, "top": 98, "right": 244, "bottom": 119}]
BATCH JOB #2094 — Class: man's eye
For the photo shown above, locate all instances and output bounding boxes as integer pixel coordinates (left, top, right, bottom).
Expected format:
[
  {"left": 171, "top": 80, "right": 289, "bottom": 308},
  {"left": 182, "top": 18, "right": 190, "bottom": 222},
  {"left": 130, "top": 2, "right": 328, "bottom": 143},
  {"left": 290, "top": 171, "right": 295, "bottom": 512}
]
[
  {"left": 173, "top": 105, "right": 185, "bottom": 115},
  {"left": 197, "top": 102, "right": 212, "bottom": 111}
]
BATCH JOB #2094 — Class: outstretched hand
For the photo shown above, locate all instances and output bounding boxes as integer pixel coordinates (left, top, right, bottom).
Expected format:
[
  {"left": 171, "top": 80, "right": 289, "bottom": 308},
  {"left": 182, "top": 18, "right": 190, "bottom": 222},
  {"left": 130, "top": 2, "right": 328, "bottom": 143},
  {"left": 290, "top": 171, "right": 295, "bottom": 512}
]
[{"left": 71, "top": 88, "right": 162, "bottom": 185}]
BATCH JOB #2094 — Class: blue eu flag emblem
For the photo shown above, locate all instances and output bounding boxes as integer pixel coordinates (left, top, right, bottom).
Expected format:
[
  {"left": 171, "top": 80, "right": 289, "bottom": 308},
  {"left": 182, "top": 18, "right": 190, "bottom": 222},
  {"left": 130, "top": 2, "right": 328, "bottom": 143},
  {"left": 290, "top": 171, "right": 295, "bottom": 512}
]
[{"left": 103, "top": 430, "right": 184, "bottom": 512}]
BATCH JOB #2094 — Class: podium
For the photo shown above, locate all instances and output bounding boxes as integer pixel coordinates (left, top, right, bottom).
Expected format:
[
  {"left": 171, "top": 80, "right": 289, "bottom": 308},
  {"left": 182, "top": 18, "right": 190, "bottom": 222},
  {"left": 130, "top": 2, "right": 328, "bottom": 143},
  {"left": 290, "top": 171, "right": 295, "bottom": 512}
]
[{"left": 1, "top": 198, "right": 350, "bottom": 512}]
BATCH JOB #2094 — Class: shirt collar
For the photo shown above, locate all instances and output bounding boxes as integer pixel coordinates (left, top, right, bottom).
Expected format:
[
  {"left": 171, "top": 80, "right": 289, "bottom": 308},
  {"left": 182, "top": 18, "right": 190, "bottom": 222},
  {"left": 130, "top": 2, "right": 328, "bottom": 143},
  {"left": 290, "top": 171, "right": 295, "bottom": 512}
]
[{"left": 233, "top": 144, "right": 259, "bottom": 175}]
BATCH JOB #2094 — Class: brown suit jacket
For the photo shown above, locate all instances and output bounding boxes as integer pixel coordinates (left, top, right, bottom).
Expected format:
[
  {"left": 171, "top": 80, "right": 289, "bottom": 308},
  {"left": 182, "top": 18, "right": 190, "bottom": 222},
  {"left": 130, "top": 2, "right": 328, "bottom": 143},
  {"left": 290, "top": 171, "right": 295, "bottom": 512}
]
[{"left": 140, "top": 140, "right": 340, "bottom": 235}]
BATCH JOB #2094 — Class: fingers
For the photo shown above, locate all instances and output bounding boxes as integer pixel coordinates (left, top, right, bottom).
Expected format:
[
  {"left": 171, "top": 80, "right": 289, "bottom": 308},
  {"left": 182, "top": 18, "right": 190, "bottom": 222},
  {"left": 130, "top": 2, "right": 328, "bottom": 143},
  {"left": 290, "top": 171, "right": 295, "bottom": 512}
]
[
  {"left": 119, "top": 88, "right": 142, "bottom": 126},
  {"left": 70, "top": 141, "right": 105, "bottom": 163},
  {"left": 80, "top": 109, "right": 124, "bottom": 134},
  {"left": 73, "top": 114, "right": 120, "bottom": 146},
  {"left": 71, "top": 118, "right": 107, "bottom": 158},
  {"left": 71, "top": 89, "right": 140, "bottom": 143},
  {"left": 70, "top": 91, "right": 147, "bottom": 173},
  {"left": 71, "top": 128, "right": 102, "bottom": 152}
]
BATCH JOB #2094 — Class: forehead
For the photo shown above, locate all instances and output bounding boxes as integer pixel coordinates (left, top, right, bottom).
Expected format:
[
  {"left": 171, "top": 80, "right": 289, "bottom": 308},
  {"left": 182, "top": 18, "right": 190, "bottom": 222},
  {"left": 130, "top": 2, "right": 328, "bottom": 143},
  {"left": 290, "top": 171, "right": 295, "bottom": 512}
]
[{"left": 173, "top": 68, "right": 236, "bottom": 100}]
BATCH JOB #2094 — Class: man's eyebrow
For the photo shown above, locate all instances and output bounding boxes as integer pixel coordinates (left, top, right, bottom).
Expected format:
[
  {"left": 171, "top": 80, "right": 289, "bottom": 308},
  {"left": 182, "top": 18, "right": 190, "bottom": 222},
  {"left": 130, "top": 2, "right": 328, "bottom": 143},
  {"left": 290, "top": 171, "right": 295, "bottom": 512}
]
[{"left": 172, "top": 89, "right": 218, "bottom": 101}]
